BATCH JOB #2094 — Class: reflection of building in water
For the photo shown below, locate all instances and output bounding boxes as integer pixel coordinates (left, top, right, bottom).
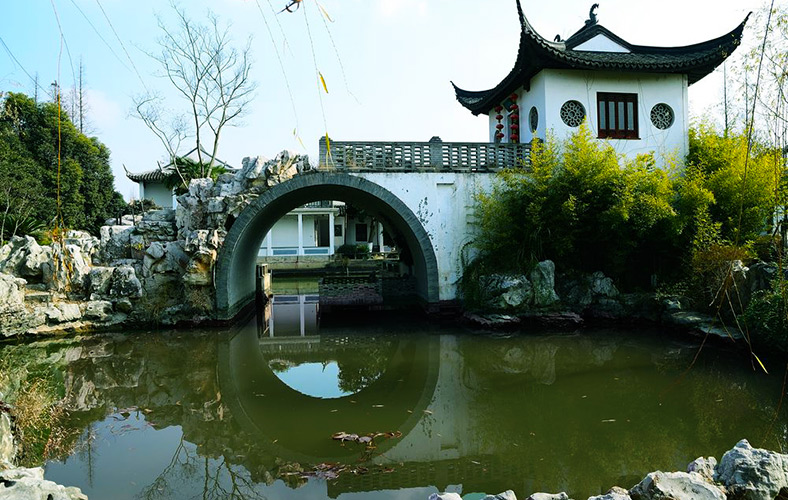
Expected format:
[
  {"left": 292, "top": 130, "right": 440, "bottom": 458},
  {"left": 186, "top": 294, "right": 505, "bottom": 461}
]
[
  {"left": 262, "top": 294, "right": 320, "bottom": 337},
  {"left": 258, "top": 201, "right": 390, "bottom": 259}
]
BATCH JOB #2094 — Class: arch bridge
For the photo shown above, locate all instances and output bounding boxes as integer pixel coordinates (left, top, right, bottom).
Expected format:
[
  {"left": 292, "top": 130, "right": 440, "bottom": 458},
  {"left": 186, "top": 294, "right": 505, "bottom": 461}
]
[{"left": 214, "top": 138, "right": 531, "bottom": 321}]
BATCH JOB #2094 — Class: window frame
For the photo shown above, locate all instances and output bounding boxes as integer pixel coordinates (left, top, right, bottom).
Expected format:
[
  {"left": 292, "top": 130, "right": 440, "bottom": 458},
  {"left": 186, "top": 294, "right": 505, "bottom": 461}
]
[{"left": 597, "top": 92, "right": 639, "bottom": 140}]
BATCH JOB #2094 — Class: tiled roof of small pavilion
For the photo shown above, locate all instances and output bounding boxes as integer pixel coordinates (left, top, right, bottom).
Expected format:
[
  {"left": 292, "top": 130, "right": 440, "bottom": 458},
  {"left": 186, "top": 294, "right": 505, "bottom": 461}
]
[
  {"left": 125, "top": 147, "right": 235, "bottom": 183},
  {"left": 453, "top": 0, "right": 749, "bottom": 115}
]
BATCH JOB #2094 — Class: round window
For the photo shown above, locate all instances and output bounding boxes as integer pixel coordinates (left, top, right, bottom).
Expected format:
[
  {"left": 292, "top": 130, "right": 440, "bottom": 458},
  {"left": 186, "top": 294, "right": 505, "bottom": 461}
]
[
  {"left": 560, "top": 100, "right": 586, "bottom": 127},
  {"left": 529, "top": 106, "right": 539, "bottom": 133},
  {"left": 650, "top": 103, "right": 674, "bottom": 130}
]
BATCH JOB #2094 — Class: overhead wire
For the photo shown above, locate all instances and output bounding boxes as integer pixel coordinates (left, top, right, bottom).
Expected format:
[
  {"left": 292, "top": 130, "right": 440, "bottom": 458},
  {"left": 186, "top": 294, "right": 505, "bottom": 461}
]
[
  {"left": 255, "top": 0, "right": 301, "bottom": 133},
  {"left": 93, "top": 0, "right": 149, "bottom": 91},
  {"left": 66, "top": 0, "right": 131, "bottom": 72},
  {"left": 316, "top": 2, "right": 359, "bottom": 104},
  {"left": 302, "top": 2, "right": 330, "bottom": 148},
  {"left": 0, "top": 36, "right": 49, "bottom": 96}
]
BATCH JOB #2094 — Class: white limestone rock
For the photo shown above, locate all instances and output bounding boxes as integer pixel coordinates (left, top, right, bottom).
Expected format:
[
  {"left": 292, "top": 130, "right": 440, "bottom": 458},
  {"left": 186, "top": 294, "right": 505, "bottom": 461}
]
[
  {"left": 44, "top": 303, "right": 82, "bottom": 324},
  {"left": 483, "top": 491, "right": 518, "bottom": 500},
  {"left": 87, "top": 267, "right": 114, "bottom": 299},
  {"left": 0, "top": 466, "right": 88, "bottom": 500},
  {"left": 428, "top": 494, "right": 462, "bottom": 500},
  {"left": 687, "top": 456, "right": 718, "bottom": 482},
  {"left": 21, "top": 243, "right": 52, "bottom": 279},
  {"left": 530, "top": 260, "right": 560, "bottom": 307},
  {"left": 239, "top": 155, "right": 267, "bottom": 180},
  {"left": 526, "top": 493, "right": 570, "bottom": 500},
  {"left": 589, "top": 487, "right": 631, "bottom": 500},
  {"left": 0, "top": 236, "right": 38, "bottom": 277},
  {"left": 630, "top": 471, "right": 725, "bottom": 500},
  {"left": 64, "top": 230, "right": 100, "bottom": 261},
  {"left": 183, "top": 251, "right": 216, "bottom": 286},
  {"left": 0, "top": 272, "right": 25, "bottom": 310},
  {"left": 83, "top": 300, "right": 113, "bottom": 321},
  {"left": 590, "top": 271, "right": 619, "bottom": 298},
  {"left": 142, "top": 209, "right": 176, "bottom": 222},
  {"left": 714, "top": 439, "right": 788, "bottom": 500},
  {"left": 99, "top": 225, "right": 135, "bottom": 262},
  {"left": 108, "top": 266, "right": 143, "bottom": 299},
  {"left": 0, "top": 411, "right": 14, "bottom": 467}
]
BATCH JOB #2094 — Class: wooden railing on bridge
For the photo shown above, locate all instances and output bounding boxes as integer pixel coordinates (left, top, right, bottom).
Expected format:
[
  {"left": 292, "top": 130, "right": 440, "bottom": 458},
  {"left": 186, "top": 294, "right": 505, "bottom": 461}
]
[{"left": 318, "top": 136, "right": 531, "bottom": 171}]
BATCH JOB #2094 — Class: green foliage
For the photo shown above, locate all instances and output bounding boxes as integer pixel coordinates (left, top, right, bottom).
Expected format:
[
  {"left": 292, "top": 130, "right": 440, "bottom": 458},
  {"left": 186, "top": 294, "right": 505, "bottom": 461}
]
[
  {"left": 474, "top": 125, "right": 680, "bottom": 285},
  {"left": 687, "top": 124, "right": 782, "bottom": 243},
  {"left": 164, "top": 157, "right": 228, "bottom": 195},
  {"left": 470, "top": 124, "right": 784, "bottom": 297},
  {"left": 336, "top": 243, "right": 370, "bottom": 259},
  {"left": 0, "top": 92, "right": 126, "bottom": 236},
  {"left": 744, "top": 280, "right": 788, "bottom": 351}
]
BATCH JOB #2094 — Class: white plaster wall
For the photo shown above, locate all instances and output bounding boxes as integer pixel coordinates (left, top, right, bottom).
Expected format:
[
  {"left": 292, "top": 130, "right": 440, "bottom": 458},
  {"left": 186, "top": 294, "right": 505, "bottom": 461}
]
[
  {"left": 487, "top": 72, "right": 547, "bottom": 144},
  {"left": 487, "top": 69, "right": 688, "bottom": 168},
  {"left": 359, "top": 172, "right": 497, "bottom": 301},
  {"left": 270, "top": 216, "right": 299, "bottom": 247},
  {"left": 542, "top": 69, "right": 688, "bottom": 167},
  {"left": 141, "top": 182, "right": 174, "bottom": 209},
  {"left": 573, "top": 35, "right": 630, "bottom": 53}
]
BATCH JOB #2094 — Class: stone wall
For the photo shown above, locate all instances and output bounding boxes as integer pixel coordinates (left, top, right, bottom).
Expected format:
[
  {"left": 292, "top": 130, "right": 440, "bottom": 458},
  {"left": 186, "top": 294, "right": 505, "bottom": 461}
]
[{"left": 0, "top": 151, "right": 311, "bottom": 337}]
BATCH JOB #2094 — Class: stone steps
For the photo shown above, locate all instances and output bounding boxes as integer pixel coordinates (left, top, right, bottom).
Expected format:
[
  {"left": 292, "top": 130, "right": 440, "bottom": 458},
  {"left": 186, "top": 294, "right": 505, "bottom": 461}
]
[{"left": 24, "top": 289, "right": 54, "bottom": 303}]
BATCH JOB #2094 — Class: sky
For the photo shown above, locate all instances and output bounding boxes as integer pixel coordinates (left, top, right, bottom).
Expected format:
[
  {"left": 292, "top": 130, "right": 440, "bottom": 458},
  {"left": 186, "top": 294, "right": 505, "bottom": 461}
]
[{"left": 0, "top": 0, "right": 767, "bottom": 200}]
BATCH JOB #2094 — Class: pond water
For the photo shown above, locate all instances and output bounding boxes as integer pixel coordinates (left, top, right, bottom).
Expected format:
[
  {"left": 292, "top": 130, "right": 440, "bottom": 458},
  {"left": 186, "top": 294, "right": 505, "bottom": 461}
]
[{"left": 1, "top": 296, "right": 786, "bottom": 500}]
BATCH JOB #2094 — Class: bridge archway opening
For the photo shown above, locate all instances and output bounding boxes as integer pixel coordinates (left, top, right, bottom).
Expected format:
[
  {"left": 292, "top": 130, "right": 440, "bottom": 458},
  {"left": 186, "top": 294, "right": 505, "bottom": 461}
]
[{"left": 215, "top": 172, "right": 440, "bottom": 320}]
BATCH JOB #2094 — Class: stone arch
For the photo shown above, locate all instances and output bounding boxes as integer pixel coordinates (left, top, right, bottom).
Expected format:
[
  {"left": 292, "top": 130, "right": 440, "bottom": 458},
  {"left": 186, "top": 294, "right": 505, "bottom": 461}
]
[{"left": 215, "top": 171, "right": 440, "bottom": 320}]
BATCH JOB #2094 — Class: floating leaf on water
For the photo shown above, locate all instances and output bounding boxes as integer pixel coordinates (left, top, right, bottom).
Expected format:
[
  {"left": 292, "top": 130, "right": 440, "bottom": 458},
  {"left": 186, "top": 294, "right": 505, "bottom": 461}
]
[
  {"left": 332, "top": 432, "right": 349, "bottom": 440},
  {"left": 423, "top": 410, "right": 433, "bottom": 415},
  {"left": 358, "top": 436, "right": 372, "bottom": 444},
  {"left": 330, "top": 409, "right": 338, "bottom": 413},
  {"left": 471, "top": 460, "right": 481, "bottom": 465},
  {"left": 372, "top": 404, "right": 384, "bottom": 408},
  {"left": 602, "top": 419, "right": 616, "bottom": 423}
]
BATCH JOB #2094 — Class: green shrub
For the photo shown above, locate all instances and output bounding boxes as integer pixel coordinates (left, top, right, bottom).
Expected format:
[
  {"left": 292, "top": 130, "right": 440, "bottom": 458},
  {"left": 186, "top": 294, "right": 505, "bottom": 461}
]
[
  {"left": 473, "top": 124, "right": 680, "bottom": 286},
  {"left": 744, "top": 281, "right": 788, "bottom": 351},
  {"left": 336, "top": 243, "right": 370, "bottom": 258}
]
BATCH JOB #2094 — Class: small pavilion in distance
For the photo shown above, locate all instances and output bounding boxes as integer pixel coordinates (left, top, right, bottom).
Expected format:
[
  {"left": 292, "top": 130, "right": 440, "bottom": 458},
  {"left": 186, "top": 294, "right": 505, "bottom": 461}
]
[{"left": 452, "top": 1, "right": 749, "bottom": 167}]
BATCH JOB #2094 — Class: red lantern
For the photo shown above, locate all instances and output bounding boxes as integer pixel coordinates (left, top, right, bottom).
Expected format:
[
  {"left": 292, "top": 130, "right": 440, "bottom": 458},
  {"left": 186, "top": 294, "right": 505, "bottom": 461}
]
[
  {"left": 495, "top": 114, "right": 503, "bottom": 121},
  {"left": 511, "top": 123, "right": 520, "bottom": 130},
  {"left": 496, "top": 124, "right": 504, "bottom": 130},
  {"left": 496, "top": 132, "right": 505, "bottom": 139},
  {"left": 510, "top": 114, "right": 519, "bottom": 121},
  {"left": 495, "top": 106, "right": 503, "bottom": 113},
  {"left": 510, "top": 93, "right": 518, "bottom": 100},
  {"left": 510, "top": 133, "right": 520, "bottom": 141},
  {"left": 510, "top": 104, "right": 519, "bottom": 111}
]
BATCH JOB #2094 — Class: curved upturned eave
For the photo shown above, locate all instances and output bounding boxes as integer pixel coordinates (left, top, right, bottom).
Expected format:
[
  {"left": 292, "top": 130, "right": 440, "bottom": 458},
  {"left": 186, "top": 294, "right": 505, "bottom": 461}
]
[{"left": 452, "top": 3, "right": 749, "bottom": 116}]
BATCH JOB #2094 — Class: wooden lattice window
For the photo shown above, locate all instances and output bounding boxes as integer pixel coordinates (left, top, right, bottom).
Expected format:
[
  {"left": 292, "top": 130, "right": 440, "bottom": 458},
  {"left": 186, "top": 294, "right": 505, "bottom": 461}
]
[{"left": 597, "top": 92, "right": 639, "bottom": 139}]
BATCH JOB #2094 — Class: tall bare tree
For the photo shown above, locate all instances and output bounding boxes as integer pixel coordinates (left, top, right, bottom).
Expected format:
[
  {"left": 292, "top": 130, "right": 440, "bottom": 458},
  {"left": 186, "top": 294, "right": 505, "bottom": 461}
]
[{"left": 134, "top": 3, "right": 257, "bottom": 182}]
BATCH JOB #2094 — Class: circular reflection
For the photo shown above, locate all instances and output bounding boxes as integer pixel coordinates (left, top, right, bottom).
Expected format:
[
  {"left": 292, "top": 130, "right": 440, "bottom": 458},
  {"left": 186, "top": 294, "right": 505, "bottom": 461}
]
[
  {"left": 264, "top": 337, "right": 393, "bottom": 399},
  {"left": 269, "top": 361, "right": 357, "bottom": 399}
]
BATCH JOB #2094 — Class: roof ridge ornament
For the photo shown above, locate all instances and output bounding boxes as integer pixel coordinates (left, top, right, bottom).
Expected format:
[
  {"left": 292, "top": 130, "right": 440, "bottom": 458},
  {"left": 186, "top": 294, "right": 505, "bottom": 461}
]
[{"left": 586, "top": 3, "right": 599, "bottom": 26}]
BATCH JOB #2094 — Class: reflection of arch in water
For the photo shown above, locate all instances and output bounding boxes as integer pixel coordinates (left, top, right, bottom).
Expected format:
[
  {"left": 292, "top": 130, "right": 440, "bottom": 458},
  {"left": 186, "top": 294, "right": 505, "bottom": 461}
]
[
  {"left": 217, "top": 319, "right": 440, "bottom": 465},
  {"left": 215, "top": 172, "right": 441, "bottom": 320}
]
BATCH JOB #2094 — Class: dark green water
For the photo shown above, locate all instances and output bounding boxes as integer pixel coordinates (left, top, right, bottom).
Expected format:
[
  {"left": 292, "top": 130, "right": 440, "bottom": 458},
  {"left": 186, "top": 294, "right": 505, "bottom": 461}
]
[{"left": 1, "top": 299, "right": 786, "bottom": 500}]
